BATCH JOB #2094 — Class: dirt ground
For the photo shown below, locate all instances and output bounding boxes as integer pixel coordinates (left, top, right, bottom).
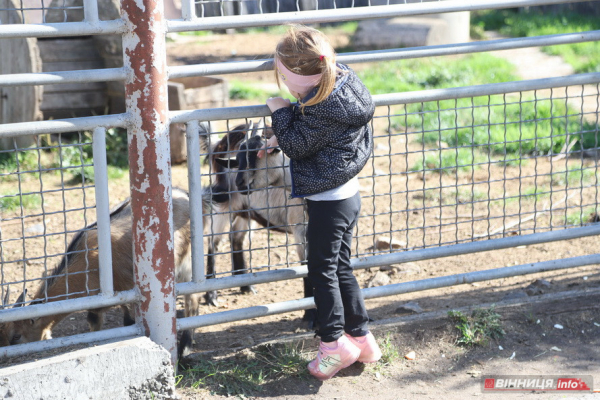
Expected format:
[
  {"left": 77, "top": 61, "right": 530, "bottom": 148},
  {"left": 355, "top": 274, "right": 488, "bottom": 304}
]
[
  {"left": 1, "top": 28, "right": 599, "bottom": 398},
  {"left": 178, "top": 288, "right": 600, "bottom": 400}
]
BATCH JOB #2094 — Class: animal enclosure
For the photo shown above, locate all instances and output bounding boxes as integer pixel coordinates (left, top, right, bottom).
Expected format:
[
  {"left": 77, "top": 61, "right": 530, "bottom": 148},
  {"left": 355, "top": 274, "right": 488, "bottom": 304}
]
[{"left": 0, "top": 0, "right": 599, "bottom": 367}]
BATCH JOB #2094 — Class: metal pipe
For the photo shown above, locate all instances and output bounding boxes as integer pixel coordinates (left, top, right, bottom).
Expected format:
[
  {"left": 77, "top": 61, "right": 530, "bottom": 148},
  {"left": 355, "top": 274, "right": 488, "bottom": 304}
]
[
  {"left": 2, "top": 72, "right": 598, "bottom": 139},
  {"left": 177, "top": 253, "right": 600, "bottom": 330},
  {"left": 92, "top": 128, "right": 114, "bottom": 296},
  {"left": 169, "top": 72, "right": 600, "bottom": 123},
  {"left": 374, "top": 72, "right": 600, "bottom": 106},
  {"left": 83, "top": 0, "right": 100, "bottom": 23},
  {"left": 177, "top": 223, "right": 600, "bottom": 295},
  {"left": 1, "top": 27, "right": 597, "bottom": 89},
  {"left": 0, "top": 290, "right": 139, "bottom": 323},
  {"left": 0, "top": 114, "right": 129, "bottom": 138},
  {"left": 0, "top": 325, "right": 141, "bottom": 359},
  {"left": 0, "top": 68, "right": 126, "bottom": 87},
  {"left": 122, "top": 0, "right": 178, "bottom": 364},
  {"left": 0, "top": 20, "right": 124, "bottom": 39},
  {"left": 6, "top": 30, "right": 597, "bottom": 87},
  {"left": 168, "top": 30, "right": 600, "bottom": 78},
  {"left": 180, "top": 0, "right": 195, "bottom": 20},
  {"left": 185, "top": 121, "right": 206, "bottom": 283},
  {"left": 166, "top": 0, "right": 589, "bottom": 32}
]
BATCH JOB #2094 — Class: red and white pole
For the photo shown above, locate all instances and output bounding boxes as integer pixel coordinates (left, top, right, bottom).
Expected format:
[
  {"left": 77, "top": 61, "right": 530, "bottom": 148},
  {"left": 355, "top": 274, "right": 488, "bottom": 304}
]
[{"left": 121, "top": 0, "right": 177, "bottom": 364}]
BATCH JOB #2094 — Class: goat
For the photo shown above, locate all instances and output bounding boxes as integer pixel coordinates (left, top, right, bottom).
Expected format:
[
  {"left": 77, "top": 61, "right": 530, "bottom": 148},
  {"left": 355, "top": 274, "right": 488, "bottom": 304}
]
[
  {"left": 205, "top": 122, "right": 315, "bottom": 325},
  {"left": 0, "top": 187, "right": 210, "bottom": 358}
]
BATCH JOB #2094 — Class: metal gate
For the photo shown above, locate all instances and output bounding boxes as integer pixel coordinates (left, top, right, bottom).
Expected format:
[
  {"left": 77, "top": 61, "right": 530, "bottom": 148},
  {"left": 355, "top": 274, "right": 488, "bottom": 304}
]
[{"left": 0, "top": 0, "right": 599, "bottom": 365}]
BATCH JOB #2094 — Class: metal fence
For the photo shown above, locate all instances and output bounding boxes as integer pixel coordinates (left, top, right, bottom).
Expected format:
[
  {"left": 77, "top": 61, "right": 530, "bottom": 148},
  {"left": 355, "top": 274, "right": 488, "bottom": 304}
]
[{"left": 1, "top": 0, "right": 599, "bottom": 364}]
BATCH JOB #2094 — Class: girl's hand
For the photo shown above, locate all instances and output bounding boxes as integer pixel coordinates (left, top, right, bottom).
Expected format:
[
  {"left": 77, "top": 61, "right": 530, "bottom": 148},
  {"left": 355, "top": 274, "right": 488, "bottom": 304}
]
[
  {"left": 266, "top": 97, "right": 291, "bottom": 113},
  {"left": 257, "top": 135, "right": 278, "bottom": 159}
]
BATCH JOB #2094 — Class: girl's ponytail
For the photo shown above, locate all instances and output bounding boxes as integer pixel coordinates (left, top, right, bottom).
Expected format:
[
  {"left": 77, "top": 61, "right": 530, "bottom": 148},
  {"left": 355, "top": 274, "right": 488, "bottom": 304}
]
[{"left": 301, "top": 54, "right": 337, "bottom": 109}]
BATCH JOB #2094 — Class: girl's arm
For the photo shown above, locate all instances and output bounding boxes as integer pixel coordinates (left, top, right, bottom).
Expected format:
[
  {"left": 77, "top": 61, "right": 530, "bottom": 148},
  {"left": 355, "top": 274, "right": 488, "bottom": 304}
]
[{"left": 270, "top": 104, "right": 343, "bottom": 160}]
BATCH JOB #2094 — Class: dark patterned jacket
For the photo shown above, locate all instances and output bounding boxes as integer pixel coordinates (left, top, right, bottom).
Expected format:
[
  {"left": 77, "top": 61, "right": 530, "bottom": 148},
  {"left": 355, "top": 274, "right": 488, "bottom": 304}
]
[{"left": 271, "top": 64, "right": 375, "bottom": 198}]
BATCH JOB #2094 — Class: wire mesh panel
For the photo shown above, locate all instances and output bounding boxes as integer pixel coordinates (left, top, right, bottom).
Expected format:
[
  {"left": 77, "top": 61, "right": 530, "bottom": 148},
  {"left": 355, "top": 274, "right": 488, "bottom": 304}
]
[
  {"left": 191, "top": 0, "right": 483, "bottom": 18},
  {"left": 190, "top": 82, "right": 600, "bottom": 289},
  {"left": 0, "top": 128, "right": 126, "bottom": 309},
  {"left": 0, "top": 0, "right": 85, "bottom": 24},
  {"left": 357, "top": 84, "right": 600, "bottom": 258}
]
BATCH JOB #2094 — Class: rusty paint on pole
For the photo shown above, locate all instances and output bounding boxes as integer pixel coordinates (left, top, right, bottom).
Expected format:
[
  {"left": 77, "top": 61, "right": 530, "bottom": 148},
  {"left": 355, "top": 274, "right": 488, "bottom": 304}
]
[{"left": 121, "top": 0, "right": 177, "bottom": 364}]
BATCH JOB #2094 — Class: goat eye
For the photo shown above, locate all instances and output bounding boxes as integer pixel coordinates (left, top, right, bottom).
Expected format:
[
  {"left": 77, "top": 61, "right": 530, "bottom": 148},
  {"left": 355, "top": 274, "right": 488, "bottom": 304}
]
[{"left": 12, "top": 334, "right": 21, "bottom": 341}]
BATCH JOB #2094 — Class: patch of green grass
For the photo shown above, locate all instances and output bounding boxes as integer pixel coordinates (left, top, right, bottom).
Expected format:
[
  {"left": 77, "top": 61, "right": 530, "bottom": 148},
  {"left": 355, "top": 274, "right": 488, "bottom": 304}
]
[
  {"left": 368, "top": 332, "right": 401, "bottom": 376},
  {"left": 0, "top": 192, "right": 42, "bottom": 212},
  {"left": 177, "top": 343, "right": 309, "bottom": 397},
  {"left": 407, "top": 96, "right": 595, "bottom": 157},
  {"left": 320, "top": 21, "right": 359, "bottom": 35},
  {"left": 0, "top": 150, "right": 40, "bottom": 178},
  {"left": 448, "top": 188, "right": 487, "bottom": 204},
  {"left": 411, "top": 148, "right": 487, "bottom": 175},
  {"left": 551, "top": 165, "right": 597, "bottom": 186},
  {"left": 448, "top": 307, "right": 505, "bottom": 347},
  {"left": 359, "top": 54, "right": 518, "bottom": 95},
  {"left": 229, "top": 80, "right": 293, "bottom": 101},
  {"left": 377, "top": 332, "right": 401, "bottom": 365},
  {"left": 414, "top": 187, "right": 486, "bottom": 205},
  {"left": 363, "top": 54, "right": 599, "bottom": 158},
  {"left": 242, "top": 25, "right": 290, "bottom": 35},
  {"left": 471, "top": 10, "right": 600, "bottom": 73},
  {"left": 176, "top": 30, "right": 213, "bottom": 37},
  {"left": 564, "top": 207, "right": 597, "bottom": 226},
  {"left": 522, "top": 185, "right": 550, "bottom": 202}
]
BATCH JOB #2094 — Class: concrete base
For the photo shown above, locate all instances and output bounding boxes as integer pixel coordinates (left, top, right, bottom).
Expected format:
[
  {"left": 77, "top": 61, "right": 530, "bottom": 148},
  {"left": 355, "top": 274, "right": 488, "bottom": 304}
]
[{"left": 0, "top": 337, "right": 178, "bottom": 400}]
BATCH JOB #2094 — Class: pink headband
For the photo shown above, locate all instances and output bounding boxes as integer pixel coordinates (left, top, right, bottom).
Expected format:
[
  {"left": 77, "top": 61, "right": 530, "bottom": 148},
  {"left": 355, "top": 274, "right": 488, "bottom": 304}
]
[{"left": 276, "top": 58, "right": 323, "bottom": 94}]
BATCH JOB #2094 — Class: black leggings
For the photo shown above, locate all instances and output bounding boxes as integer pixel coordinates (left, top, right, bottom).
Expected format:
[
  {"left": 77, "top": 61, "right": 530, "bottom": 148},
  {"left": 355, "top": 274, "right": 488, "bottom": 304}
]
[{"left": 306, "top": 192, "right": 369, "bottom": 342}]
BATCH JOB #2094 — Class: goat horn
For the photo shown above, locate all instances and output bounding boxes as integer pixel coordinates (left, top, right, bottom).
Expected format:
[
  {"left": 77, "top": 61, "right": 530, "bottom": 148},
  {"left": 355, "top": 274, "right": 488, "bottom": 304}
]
[
  {"left": 255, "top": 119, "right": 265, "bottom": 137},
  {"left": 246, "top": 121, "right": 254, "bottom": 140}
]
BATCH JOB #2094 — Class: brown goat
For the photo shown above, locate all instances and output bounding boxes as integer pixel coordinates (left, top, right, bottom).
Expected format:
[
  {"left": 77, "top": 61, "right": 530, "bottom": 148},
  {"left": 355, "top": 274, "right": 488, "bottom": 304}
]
[{"left": 0, "top": 187, "right": 210, "bottom": 358}]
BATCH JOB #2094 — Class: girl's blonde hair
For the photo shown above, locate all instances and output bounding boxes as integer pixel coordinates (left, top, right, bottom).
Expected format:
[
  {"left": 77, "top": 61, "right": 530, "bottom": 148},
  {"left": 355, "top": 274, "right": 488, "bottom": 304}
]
[{"left": 274, "top": 25, "right": 340, "bottom": 110}]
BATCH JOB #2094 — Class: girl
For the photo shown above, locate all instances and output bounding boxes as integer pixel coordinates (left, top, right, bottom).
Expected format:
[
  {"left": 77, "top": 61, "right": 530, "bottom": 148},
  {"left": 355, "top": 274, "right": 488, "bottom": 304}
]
[{"left": 258, "top": 25, "right": 382, "bottom": 380}]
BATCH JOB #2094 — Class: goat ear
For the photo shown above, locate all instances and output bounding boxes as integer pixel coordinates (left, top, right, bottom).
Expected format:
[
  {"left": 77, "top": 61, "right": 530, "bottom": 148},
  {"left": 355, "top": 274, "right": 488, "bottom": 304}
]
[
  {"left": 14, "top": 290, "right": 27, "bottom": 307},
  {"left": 215, "top": 157, "right": 239, "bottom": 169}
]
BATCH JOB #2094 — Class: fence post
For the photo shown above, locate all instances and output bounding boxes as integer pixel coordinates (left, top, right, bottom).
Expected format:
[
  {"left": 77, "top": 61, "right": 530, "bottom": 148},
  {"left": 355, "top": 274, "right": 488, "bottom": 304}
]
[{"left": 121, "top": 0, "right": 177, "bottom": 364}]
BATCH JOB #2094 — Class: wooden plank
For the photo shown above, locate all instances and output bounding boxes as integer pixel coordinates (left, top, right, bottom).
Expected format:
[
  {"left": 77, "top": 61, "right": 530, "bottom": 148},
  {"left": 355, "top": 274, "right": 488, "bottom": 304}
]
[
  {"left": 41, "top": 61, "right": 105, "bottom": 73},
  {"left": 37, "top": 38, "right": 102, "bottom": 62},
  {"left": 0, "top": 0, "right": 43, "bottom": 149},
  {"left": 44, "top": 82, "right": 107, "bottom": 94},
  {"left": 40, "top": 92, "right": 107, "bottom": 112},
  {"left": 167, "top": 82, "right": 186, "bottom": 110}
]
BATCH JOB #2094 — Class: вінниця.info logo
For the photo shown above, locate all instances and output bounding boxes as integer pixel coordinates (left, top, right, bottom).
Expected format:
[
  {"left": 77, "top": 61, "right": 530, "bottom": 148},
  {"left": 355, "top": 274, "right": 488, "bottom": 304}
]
[{"left": 482, "top": 375, "right": 593, "bottom": 392}]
